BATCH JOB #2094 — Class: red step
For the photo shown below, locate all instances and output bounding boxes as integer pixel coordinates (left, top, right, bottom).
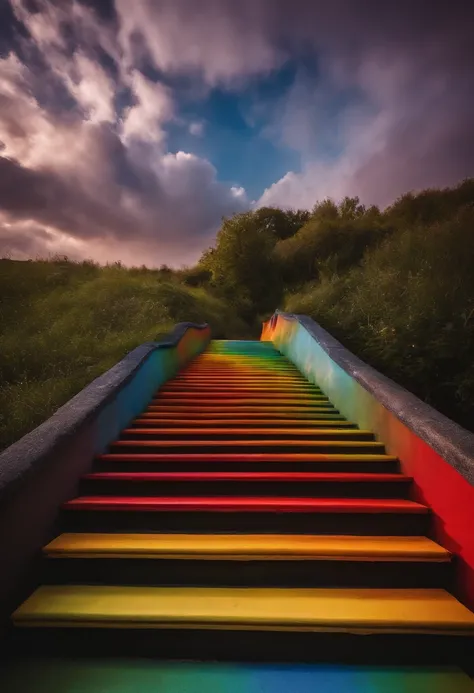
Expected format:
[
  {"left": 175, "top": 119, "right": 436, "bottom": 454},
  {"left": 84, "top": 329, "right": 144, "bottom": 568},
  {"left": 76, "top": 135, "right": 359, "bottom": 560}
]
[
  {"left": 64, "top": 496, "right": 428, "bottom": 513},
  {"left": 83, "top": 472, "right": 409, "bottom": 483}
]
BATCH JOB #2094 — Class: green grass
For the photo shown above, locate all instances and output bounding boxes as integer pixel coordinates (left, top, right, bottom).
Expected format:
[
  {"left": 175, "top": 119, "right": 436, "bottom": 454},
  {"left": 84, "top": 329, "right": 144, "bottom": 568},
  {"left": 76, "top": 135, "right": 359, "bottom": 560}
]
[{"left": 0, "top": 259, "right": 249, "bottom": 451}]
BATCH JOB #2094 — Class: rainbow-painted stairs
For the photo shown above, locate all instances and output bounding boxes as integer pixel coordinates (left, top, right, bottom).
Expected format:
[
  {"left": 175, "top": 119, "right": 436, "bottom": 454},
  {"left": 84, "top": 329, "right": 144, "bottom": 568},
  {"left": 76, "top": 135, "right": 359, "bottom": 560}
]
[{"left": 11, "top": 340, "right": 474, "bottom": 661}]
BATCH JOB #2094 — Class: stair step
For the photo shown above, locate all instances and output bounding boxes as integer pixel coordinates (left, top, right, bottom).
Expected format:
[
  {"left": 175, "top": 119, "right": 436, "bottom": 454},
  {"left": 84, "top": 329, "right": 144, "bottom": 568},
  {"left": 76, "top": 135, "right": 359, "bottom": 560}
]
[
  {"left": 3, "top": 660, "right": 473, "bottom": 692},
  {"left": 61, "top": 495, "right": 429, "bottom": 534},
  {"left": 150, "top": 397, "right": 330, "bottom": 405},
  {"left": 120, "top": 428, "right": 373, "bottom": 440},
  {"left": 41, "top": 533, "right": 452, "bottom": 589},
  {"left": 138, "top": 411, "right": 346, "bottom": 420},
  {"left": 173, "top": 382, "right": 313, "bottom": 387},
  {"left": 80, "top": 471, "right": 411, "bottom": 498},
  {"left": 109, "top": 440, "right": 386, "bottom": 455},
  {"left": 96, "top": 452, "right": 399, "bottom": 474},
  {"left": 63, "top": 497, "right": 428, "bottom": 514},
  {"left": 13, "top": 586, "right": 474, "bottom": 635},
  {"left": 146, "top": 405, "right": 339, "bottom": 414},
  {"left": 132, "top": 418, "right": 355, "bottom": 428},
  {"left": 44, "top": 533, "right": 450, "bottom": 561}
]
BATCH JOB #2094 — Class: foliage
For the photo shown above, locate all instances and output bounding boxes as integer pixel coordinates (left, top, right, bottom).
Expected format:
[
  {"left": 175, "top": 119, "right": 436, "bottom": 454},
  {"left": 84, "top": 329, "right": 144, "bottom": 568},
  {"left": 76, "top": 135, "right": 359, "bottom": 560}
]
[
  {"left": 274, "top": 197, "right": 388, "bottom": 284},
  {"left": 386, "top": 178, "right": 474, "bottom": 227},
  {"left": 0, "top": 259, "right": 248, "bottom": 450},
  {"left": 252, "top": 207, "right": 310, "bottom": 240},
  {"left": 200, "top": 211, "right": 283, "bottom": 318}
]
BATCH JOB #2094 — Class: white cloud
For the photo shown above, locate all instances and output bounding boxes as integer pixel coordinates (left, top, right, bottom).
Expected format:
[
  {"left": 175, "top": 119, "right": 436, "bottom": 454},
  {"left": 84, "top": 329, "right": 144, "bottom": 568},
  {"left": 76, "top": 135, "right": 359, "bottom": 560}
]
[
  {"left": 231, "top": 186, "right": 246, "bottom": 199},
  {"left": 121, "top": 70, "right": 174, "bottom": 143},
  {"left": 64, "top": 53, "right": 116, "bottom": 124}
]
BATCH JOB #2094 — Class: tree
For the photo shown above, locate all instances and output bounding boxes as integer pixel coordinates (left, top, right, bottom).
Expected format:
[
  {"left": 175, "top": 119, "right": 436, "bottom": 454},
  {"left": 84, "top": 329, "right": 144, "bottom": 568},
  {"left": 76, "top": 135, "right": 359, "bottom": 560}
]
[
  {"left": 201, "top": 212, "right": 283, "bottom": 318},
  {"left": 338, "top": 196, "right": 366, "bottom": 219},
  {"left": 253, "top": 207, "right": 310, "bottom": 240}
]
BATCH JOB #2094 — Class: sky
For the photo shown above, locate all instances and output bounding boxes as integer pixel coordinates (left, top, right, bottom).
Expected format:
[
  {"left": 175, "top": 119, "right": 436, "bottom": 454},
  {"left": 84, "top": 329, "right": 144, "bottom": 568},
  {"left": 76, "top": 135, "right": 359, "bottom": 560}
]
[{"left": 0, "top": 0, "right": 473, "bottom": 267}]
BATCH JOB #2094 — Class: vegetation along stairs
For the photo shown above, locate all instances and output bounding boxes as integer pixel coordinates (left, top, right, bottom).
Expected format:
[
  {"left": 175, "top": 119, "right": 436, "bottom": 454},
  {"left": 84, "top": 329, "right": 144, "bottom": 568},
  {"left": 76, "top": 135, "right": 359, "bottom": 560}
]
[{"left": 8, "top": 339, "right": 474, "bottom": 671}]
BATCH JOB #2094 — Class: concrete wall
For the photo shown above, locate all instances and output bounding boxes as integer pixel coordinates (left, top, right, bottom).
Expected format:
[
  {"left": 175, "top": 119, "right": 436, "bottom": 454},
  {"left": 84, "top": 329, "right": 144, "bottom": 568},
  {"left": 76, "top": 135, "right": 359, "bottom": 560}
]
[
  {"left": 0, "top": 323, "right": 211, "bottom": 619},
  {"left": 262, "top": 311, "right": 474, "bottom": 608}
]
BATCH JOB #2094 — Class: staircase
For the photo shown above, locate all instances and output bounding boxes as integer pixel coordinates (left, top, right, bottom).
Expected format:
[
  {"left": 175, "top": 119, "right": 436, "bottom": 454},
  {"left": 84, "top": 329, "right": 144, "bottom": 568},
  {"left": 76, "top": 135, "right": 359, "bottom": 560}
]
[{"left": 11, "top": 340, "right": 474, "bottom": 664}]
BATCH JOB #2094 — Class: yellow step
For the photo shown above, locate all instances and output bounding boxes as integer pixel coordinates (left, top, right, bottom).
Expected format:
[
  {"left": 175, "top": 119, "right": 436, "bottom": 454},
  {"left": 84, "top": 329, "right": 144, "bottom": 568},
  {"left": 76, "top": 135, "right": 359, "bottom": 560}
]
[
  {"left": 13, "top": 586, "right": 474, "bottom": 635},
  {"left": 44, "top": 534, "right": 451, "bottom": 562}
]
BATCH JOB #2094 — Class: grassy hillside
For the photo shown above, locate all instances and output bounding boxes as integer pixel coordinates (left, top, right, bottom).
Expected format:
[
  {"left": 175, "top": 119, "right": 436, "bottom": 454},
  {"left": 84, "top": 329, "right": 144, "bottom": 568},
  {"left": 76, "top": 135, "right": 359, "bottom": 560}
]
[{"left": 0, "top": 259, "right": 249, "bottom": 451}]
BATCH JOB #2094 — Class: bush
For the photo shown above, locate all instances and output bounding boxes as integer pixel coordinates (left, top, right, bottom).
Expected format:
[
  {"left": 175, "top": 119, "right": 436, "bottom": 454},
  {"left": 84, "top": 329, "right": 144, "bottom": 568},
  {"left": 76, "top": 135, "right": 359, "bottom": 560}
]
[{"left": 275, "top": 199, "right": 388, "bottom": 285}]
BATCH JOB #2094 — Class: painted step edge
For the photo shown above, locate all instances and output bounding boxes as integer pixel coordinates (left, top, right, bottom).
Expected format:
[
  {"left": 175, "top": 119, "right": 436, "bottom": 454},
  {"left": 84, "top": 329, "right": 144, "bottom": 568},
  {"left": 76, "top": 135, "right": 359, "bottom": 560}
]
[
  {"left": 62, "top": 497, "right": 429, "bottom": 513},
  {"left": 149, "top": 399, "right": 331, "bottom": 405},
  {"left": 44, "top": 533, "right": 452, "bottom": 562},
  {"left": 13, "top": 586, "right": 474, "bottom": 635},
  {"left": 137, "top": 413, "right": 347, "bottom": 419},
  {"left": 110, "top": 440, "right": 385, "bottom": 449},
  {"left": 96, "top": 453, "right": 398, "bottom": 462},
  {"left": 132, "top": 419, "right": 355, "bottom": 427},
  {"left": 120, "top": 428, "right": 373, "bottom": 437},
  {"left": 82, "top": 471, "right": 409, "bottom": 482}
]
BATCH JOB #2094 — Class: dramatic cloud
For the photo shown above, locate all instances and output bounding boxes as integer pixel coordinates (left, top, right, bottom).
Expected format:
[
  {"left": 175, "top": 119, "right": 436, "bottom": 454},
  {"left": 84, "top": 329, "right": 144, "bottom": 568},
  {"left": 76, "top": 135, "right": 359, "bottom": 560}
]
[
  {"left": 0, "top": 0, "right": 249, "bottom": 265},
  {"left": 1, "top": 0, "right": 473, "bottom": 264}
]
